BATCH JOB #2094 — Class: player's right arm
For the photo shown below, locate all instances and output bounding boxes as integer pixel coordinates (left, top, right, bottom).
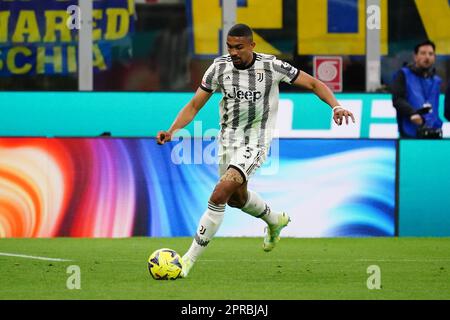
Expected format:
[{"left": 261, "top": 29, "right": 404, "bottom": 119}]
[
  {"left": 157, "top": 61, "right": 218, "bottom": 145},
  {"left": 156, "top": 87, "right": 213, "bottom": 145}
]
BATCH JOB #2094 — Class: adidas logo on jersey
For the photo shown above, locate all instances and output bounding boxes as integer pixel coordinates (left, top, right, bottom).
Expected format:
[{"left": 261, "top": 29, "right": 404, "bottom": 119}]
[{"left": 225, "top": 86, "right": 262, "bottom": 102}]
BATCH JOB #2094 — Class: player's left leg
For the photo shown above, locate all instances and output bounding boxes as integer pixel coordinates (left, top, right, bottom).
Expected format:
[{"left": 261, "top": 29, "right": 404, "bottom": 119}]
[
  {"left": 228, "top": 184, "right": 290, "bottom": 252},
  {"left": 227, "top": 144, "right": 290, "bottom": 251},
  {"left": 228, "top": 182, "right": 279, "bottom": 225}
]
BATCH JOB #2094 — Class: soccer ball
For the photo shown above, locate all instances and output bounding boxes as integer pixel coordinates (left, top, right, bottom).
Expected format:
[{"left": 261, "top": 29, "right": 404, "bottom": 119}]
[{"left": 147, "top": 248, "right": 183, "bottom": 280}]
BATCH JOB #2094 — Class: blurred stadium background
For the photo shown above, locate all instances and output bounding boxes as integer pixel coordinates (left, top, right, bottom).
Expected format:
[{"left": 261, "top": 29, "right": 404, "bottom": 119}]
[{"left": 0, "top": 0, "right": 450, "bottom": 300}]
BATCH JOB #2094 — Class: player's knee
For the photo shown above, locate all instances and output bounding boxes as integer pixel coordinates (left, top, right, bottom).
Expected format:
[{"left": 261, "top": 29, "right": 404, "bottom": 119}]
[
  {"left": 209, "top": 187, "right": 230, "bottom": 206},
  {"left": 227, "top": 198, "right": 241, "bottom": 208},
  {"left": 210, "top": 171, "right": 244, "bottom": 205},
  {"left": 227, "top": 194, "right": 246, "bottom": 208}
]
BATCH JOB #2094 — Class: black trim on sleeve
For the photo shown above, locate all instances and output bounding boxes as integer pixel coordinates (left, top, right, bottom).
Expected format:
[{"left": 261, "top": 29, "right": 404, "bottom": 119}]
[
  {"left": 227, "top": 165, "right": 247, "bottom": 183},
  {"left": 290, "top": 69, "right": 300, "bottom": 84},
  {"left": 199, "top": 84, "right": 213, "bottom": 93}
]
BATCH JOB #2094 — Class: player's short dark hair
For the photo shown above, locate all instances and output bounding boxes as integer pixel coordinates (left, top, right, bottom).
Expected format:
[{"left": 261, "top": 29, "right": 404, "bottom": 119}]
[
  {"left": 227, "top": 24, "right": 253, "bottom": 40},
  {"left": 414, "top": 40, "right": 436, "bottom": 54}
]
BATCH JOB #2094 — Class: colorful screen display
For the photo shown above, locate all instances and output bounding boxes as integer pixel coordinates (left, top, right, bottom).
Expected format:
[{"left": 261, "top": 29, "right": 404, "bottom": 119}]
[
  {"left": 399, "top": 140, "right": 450, "bottom": 236},
  {"left": 0, "top": 138, "right": 396, "bottom": 238}
]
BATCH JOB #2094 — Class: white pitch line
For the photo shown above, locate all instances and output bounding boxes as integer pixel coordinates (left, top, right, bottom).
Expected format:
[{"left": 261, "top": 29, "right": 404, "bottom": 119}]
[
  {"left": 200, "top": 259, "right": 450, "bottom": 263},
  {"left": 0, "top": 252, "right": 72, "bottom": 262}
]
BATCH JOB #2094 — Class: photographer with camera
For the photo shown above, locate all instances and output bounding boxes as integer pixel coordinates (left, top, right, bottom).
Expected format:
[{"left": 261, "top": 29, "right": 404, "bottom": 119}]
[{"left": 391, "top": 40, "right": 443, "bottom": 139}]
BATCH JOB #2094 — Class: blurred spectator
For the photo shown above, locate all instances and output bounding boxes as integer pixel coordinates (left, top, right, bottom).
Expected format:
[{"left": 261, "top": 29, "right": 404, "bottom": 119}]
[
  {"left": 391, "top": 40, "right": 443, "bottom": 139},
  {"left": 152, "top": 16, "right": 190, "bottom": 91}
]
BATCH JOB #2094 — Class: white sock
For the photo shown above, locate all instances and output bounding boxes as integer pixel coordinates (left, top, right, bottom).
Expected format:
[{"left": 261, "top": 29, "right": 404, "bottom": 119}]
[
  {"left": 241, "top": 190, "right": 278, "bottom": 225},
  {"left": 183, "top": 201, "right": 225, "bottom": 262}
]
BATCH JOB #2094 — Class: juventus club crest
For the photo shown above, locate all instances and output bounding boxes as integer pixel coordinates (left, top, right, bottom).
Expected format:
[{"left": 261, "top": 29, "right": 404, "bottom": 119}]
[{"left": 257, "top": 72, "right": 264, "bottom": 82}]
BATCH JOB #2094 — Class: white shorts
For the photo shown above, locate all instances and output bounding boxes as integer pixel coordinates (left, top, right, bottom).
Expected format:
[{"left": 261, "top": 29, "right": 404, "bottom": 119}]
[{"left": 218, "top": 144, "right": 268, "bottom": 181}]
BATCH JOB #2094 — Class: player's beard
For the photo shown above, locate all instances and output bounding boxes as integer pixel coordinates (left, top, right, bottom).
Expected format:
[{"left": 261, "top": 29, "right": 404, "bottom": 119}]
[
  {"left": 232, "top": 58, "right": 243, "bottom": 67},
  {"left": 232, "top": 57, "right": 250, "bottom": 69}
]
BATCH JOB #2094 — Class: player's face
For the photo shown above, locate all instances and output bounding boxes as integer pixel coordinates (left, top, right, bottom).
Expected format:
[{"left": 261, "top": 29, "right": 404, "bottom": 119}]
[
  {"left": 414, "top": 45, "right": 435, "bottom": 69},
  {"left": 227, "top": 36, "right": 255, "bottom": 68}
]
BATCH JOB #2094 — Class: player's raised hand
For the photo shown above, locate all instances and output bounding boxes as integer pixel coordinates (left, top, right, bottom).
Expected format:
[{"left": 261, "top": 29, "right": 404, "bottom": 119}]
[
  {"left": 156, "top": 130, "right": 172, "bottom": 145},
  {"left": 333, "top": 106, "right": 355, "bottom": 126}
]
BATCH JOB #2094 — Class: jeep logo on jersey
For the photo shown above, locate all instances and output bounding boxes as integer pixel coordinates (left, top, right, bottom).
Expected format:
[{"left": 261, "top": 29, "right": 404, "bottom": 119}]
[{"left": 225, "top": 87, "right": 262, "bottom": 102}]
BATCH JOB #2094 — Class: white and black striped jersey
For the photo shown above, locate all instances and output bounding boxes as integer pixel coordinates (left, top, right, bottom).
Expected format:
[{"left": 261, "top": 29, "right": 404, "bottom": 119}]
[{"left": 200, "top": 52, "right": 300, "bottom": 148}]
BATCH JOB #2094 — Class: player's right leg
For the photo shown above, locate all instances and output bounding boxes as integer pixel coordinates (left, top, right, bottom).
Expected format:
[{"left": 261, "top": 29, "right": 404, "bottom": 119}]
[{"left": 180, "top": 167, "right": 244, "bottom": 278}]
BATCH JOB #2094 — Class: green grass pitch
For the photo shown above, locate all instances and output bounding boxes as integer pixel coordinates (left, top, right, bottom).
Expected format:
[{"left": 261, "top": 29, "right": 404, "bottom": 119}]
[{"left": 0, "top": 237, "right": 449, "bottom": 300}]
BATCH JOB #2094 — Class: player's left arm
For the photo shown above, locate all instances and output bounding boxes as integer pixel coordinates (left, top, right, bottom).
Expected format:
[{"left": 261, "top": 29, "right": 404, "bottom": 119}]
[{"left": 292, "top": 71, "right": 355, "bottom": 126}]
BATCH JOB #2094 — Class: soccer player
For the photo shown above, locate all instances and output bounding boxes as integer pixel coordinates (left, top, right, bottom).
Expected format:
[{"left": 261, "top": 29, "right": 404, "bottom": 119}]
[{"left": 156, "top": 24, "right": 355, "bottom": 277}]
